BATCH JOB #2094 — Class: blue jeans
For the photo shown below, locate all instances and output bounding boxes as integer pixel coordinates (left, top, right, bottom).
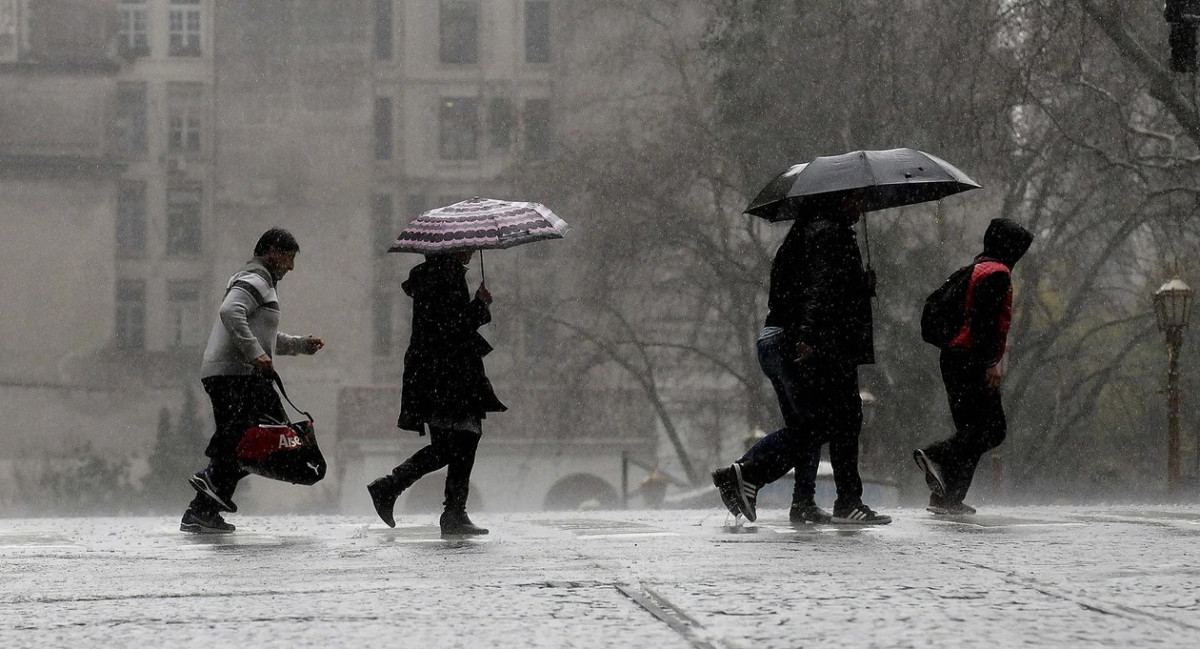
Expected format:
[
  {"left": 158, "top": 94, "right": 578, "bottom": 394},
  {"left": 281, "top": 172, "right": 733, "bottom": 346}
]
[{"left": 738, "top": 327, "right": 864, "bottom": 510}]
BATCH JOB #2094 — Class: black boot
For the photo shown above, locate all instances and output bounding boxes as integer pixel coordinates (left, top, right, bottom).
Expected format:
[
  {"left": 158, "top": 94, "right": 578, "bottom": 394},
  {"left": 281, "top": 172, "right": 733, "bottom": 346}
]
[
  {"left": 440, "top": 509, "right": 488, "bottom": 536},
  {"left": 368, "top": 458, "right": 428, "bottom": 528},
  {"left": 367, "top": 475, "right": 401, "bottom": 528},
  {"left": 438, "top": 429, "right": 484, "bottom": 536}
]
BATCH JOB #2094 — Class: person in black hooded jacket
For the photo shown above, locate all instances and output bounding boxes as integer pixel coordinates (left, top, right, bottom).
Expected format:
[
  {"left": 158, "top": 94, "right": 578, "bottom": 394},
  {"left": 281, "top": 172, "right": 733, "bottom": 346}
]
[
  {"left": 712, "top": 196, "right": 891, "bottom": 525},
  {"left": 914, "top": 217, "right": 1033, "bottom": 515},
  {"left": 367, "top": 250, "right": 506, "bottom": 535}
]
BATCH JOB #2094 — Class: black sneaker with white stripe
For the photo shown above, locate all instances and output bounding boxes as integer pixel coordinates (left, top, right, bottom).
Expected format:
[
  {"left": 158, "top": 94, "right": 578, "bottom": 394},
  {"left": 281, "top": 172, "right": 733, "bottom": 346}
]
[
  {"left": 831, "top": 503, "right": 892, "bottom": 525},
  {"left": 189, "top": 468, "right": 237, "bottom": 513},
  {"left": 913, "top": 449, "right": 947, "bottom": 497},
  {"left": 711, "top": 463, "right": 759, "bottom": 522}
]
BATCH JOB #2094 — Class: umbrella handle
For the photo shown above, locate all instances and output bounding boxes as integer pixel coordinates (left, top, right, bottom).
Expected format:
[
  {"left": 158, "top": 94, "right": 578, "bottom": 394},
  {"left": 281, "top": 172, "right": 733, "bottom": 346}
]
[
  {"left": 861, "top": 214, "right": 877, "bottom": 298},
  {"left": 861, "top": 212, "right": 872, "bottom": 270},
  {"left": 478, "top": 250, "right": 494, "bottom": 328}
]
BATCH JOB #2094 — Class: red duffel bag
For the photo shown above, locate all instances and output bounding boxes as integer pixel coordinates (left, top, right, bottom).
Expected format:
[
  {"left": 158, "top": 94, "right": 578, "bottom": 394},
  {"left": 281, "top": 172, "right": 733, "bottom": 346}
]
[{"left": 236, "top": 374, "right": 327, "bottom": 485}]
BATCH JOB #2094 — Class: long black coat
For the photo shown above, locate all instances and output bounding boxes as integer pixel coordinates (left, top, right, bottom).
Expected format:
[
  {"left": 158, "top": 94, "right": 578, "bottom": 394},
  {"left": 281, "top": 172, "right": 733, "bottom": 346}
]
[
  {"left": 764, "top": 216, "right": 875, "bottom": 366},
  {"left": 397, "top": 257, "right": 506, "bottom": 433}
]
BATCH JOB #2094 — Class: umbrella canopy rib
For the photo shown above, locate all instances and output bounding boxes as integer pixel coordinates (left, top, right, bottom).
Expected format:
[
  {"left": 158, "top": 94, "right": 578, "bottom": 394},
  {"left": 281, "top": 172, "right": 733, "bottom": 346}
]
[
  {"left": 745, "top": 148, "right": 981, "bottom": 222},
  {"left": 388, "top": 197, "right": 571, "bottom": 255}
]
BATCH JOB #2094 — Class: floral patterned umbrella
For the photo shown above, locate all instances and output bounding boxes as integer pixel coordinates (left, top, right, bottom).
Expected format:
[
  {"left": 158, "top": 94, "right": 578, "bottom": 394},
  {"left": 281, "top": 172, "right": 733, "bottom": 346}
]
[{"left": 388, "top": 197, "right": 570, "bottom": 254}]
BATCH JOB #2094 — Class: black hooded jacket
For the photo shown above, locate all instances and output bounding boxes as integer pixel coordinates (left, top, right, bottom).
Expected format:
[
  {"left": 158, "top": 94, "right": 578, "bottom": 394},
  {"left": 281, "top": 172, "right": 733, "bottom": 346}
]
[
  {"left": 764, "top": 215, "right": 875, "bottom": 366},
  {"left": 956, "top": 217, "right": 1034, "bottom": 365},
  {"left": 397, "top": 256, "right": 506, "bottom": 432}
]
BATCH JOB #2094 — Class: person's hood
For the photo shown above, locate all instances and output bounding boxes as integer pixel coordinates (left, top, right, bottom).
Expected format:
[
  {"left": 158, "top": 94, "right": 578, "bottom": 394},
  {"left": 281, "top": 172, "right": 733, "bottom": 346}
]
[
  {"left": 981, "top": 218, "right": 1034, "bottom": 269},
  {"left": 401, "top": 255, "right": 465, "bottom": 298}
]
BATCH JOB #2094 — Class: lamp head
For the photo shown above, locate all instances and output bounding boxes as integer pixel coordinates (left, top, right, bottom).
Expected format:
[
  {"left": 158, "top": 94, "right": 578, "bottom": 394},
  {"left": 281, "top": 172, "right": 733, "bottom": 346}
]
[{"left": 1154, "top": 277, "right": 1194, "bottom": 332}]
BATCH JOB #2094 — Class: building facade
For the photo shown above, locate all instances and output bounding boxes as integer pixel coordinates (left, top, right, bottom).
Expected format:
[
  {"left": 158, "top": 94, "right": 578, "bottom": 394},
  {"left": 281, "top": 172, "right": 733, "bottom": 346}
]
[
  {"left": 0, "top": 0, "right": 659, "bottom": 514},
  {"left": 0, "top": 0, "right": 155, "bottom": 511},
  {"left": 343, "top": 0, "right": 657, "bottom": 513}
]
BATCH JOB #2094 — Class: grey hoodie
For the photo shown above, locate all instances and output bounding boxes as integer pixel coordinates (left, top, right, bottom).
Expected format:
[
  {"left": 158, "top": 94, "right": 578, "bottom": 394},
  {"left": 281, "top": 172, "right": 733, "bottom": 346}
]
[{"left": 200, "top": 258, "right": 305, "bottom": 378}]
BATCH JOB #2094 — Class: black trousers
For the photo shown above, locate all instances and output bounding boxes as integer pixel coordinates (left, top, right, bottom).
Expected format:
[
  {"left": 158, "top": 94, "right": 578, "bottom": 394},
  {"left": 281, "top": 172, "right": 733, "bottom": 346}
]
[
  {"left": 188, "top": 375, "right": 286, "bottom": 515},
  {"left": 738, "top": 361, "right": 864, "bottom": 511},
  {"left": 390, "top": 427, "right": 482, "bottom": 512},
  {"left": 923, "top": 351, "right": 1007, "bottom": 504}
]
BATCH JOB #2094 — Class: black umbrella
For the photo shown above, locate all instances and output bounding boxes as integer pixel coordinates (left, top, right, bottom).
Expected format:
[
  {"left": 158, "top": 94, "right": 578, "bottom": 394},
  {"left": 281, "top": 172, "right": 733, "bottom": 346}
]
[
  {"left": 744, "top": 148, "right": 981, "bottom": 281},
  {"left": 744, "top": 148, "right": 981, "bottom": 222}
]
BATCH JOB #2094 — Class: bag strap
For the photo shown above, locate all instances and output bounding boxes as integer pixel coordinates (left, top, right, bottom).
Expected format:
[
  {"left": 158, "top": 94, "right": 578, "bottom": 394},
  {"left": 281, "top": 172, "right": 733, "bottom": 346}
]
[
  {"left": 974, "top": 256, "right": 1010, "bottom": 273},
  {"left": 269, "top": 372, "right": 314, "bottom": 422}
]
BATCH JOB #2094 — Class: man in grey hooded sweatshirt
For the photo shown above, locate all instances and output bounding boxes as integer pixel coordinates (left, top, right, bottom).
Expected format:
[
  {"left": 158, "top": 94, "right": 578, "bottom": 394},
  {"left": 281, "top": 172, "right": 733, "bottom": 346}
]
[{"left": 181, "top": 228, "right": 324, "bottom": 534}]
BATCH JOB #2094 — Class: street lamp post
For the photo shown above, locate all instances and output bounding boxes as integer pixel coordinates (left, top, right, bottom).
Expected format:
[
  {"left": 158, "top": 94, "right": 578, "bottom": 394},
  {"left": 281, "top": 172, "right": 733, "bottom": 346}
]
[
  {"left": 859, "top": 388, "right": 877, "bottom": 428},
  {"left": 1153, "top": 275, "right": 1193, "bottom": 495}
]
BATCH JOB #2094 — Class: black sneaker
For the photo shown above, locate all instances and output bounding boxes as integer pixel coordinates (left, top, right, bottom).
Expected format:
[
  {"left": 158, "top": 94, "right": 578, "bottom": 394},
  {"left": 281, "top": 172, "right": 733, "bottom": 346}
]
[
  {"left": 928, "top": 499, "right": 976, "bottom": 516},
  {"left": 913, "top": 449, "right": 947, "bottom": 497},
  {"left": 711, "top": 463, "right": 758, "bottom": 522},
  {"left": 789, "top": 503, "right": 833, "bottom": 524},
  {"left": 832, "top": 503, "right": 892, "bottom": 525},
  {"left": 189, "top": 469, "right": 237, "bottom": 513},
  {"left": 180, "top": 509, "right": 235, "bottom": 534}
]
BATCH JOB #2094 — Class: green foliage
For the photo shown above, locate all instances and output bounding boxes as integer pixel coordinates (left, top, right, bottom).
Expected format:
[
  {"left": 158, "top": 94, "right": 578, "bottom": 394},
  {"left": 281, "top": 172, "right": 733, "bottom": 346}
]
[
  {"left": 141, "top": 387, "right": 208, "bottom": 512},
  {"left": 513, "top": 0, "right": 1200, "bottom": 498},
  {"left": 36, "top": 442, "right": 138, "bottom": 516},
  {"left": 704, "top": 0, "right": 1019, "bottom": 187},
  {"left": 14, "top": 388, "right": 209, "bottom": 516},
  {"left": 699, "top": 0, "right": 1200, "bottom": 500}
]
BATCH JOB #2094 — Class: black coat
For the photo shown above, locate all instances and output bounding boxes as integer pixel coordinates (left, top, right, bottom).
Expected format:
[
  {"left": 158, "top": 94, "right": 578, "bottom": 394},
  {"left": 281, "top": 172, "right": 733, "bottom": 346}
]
[
  {"left": 397, "top": 257, "right": 507, "bottom": 433},
  {"left": 764, "top": 216, "right": 875, "bottom": 366}
]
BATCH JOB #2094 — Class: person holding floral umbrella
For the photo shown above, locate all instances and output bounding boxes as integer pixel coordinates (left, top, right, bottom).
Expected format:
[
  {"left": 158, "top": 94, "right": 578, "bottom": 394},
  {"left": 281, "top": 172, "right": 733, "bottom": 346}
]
[
  {"left": 369, "top": 197, "right": 568, "bottom": 536},
  {"left": 367, "top": 247, "right": 504, "bottom": 536}
]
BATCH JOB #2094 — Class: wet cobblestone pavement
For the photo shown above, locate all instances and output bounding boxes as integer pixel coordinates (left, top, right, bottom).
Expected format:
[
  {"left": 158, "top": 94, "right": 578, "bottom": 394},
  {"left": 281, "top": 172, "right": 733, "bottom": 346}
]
[{"left": 2, "top": 506, "right": 1199, "bottom": 648}]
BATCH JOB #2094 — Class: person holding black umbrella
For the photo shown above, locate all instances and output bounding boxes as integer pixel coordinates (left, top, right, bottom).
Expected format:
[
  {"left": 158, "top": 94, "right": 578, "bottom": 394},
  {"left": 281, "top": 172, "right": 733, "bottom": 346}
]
[
  {"left": 713, "top": 196, "right": 891, "bottom": 525},
  {"left": 715, "top": 148, "right": 981, "bottom": 525},
  {"left": 367, "top": 249, "right": 506, "bottom": 536}
]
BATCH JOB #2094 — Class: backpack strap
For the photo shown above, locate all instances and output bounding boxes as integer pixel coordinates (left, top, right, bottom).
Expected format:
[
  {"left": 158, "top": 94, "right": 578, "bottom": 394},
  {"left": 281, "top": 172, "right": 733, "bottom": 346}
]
[
  {"left": 972, "top": 260, "right": 1011, "bottom": 283},
  {"left": 974, "top": 256, "right": 1010, "bottom": 271}
]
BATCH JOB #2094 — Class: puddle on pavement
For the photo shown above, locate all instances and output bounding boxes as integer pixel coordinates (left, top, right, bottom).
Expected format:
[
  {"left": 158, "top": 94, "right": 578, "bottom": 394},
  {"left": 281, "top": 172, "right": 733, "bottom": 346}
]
[
  {"left": 1074, "top": 511, "right": 1200, "bottom": 525},
  {"left": 362, "top": 524, "right": 494, "bottom": 547},
  {"left": 0, "top": 532, "right": 80, "bottom": 549},
  {"left": 928, "top": 514, "right": 1087, "bottom": 530},
  {"left": 530, "top": 519, "right": 676, "bottom": 538},
  {"left": 176, "top": 533, "right": 318, "bottom": 552},
  {"left": 712, "top": 522, "right": 870, "bottom": 542}
]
